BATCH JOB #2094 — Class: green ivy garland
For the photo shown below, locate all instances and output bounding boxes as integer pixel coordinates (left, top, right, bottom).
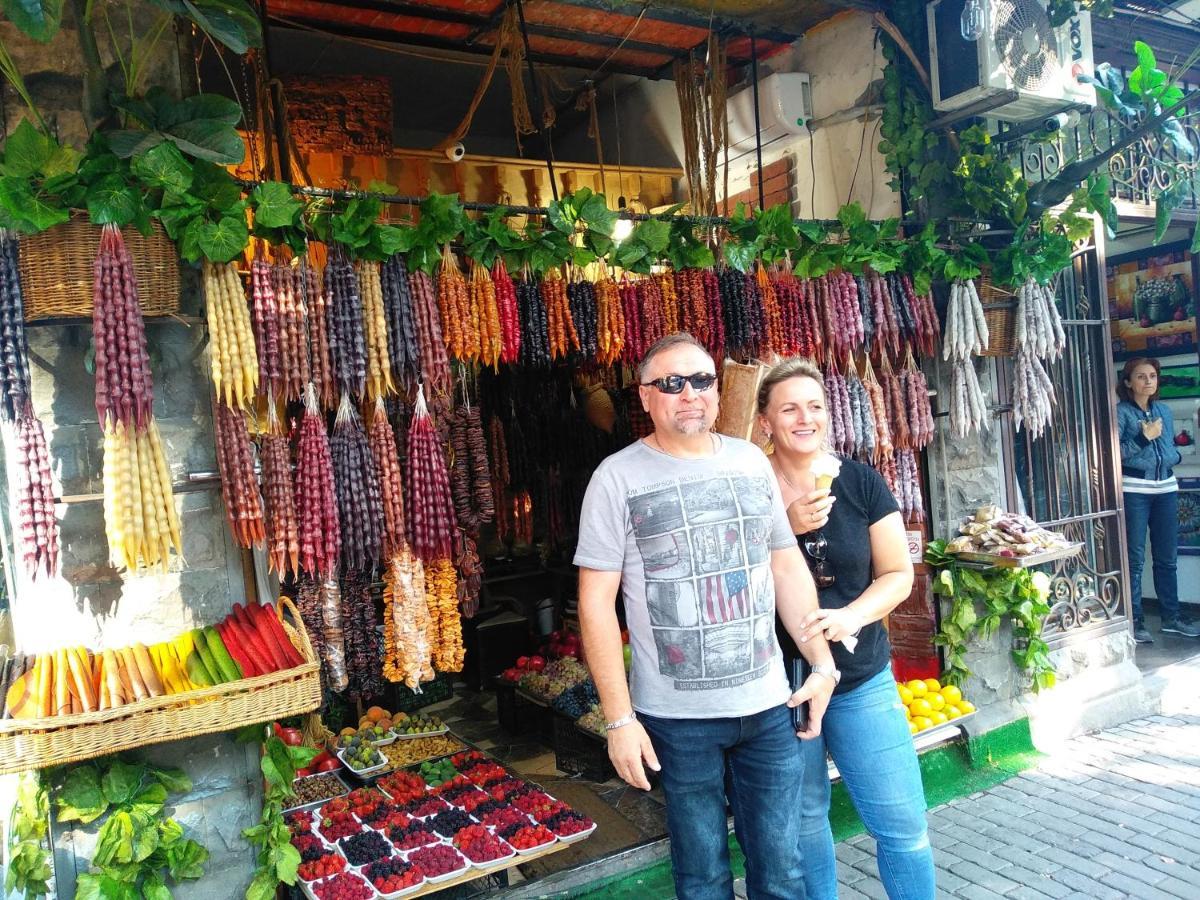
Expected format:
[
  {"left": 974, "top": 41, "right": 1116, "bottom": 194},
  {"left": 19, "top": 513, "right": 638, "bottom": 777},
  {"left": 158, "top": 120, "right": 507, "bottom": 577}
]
[
  {"left": 6, "top": 771, "right": 51, "bottom": 899},
  {"left": 925, "top": 540, "right": 1057, "bottom": 692}
]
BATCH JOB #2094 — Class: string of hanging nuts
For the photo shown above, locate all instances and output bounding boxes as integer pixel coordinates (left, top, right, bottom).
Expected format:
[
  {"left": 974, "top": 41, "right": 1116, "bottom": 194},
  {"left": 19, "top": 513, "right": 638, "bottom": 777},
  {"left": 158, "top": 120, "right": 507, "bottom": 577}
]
[
  {"left": 341, "top": 572, "right": 386, "bottom": 700},
  {"left": 272, "top": 261, "right": 311, "bottom": 404},
  {"left": 471, "top": 260, "right": 503, "bottom": 369},
  {"left": 425, "top": 557, "right": 464, "bottom": 672},
  {"left": 756, "top": 265, "right": 784, "bottom": 355},
  {"left": 202, "top": 260, "right": 259, "bottom": 409},
  {"left": 541, "top": 270, "right": 577, "bottom": 360},
  {"left": 357, "top": 259, "right": 395, "bottom": 400},
  {"left": 382, "top": 549, "right": 435, "bottom": 688},
  {"left": 409, "top": 268, "right": 452, "bottom": 389},
  {"left": 301, "top": 261, "right": 337, "bottom": 410},
  {"left": 0, "top": 232, "right": 31, "bottom": 422},
  {"left": 619, "top": 279, "right": 643, "bottom": 365},
  {"left": 101, "top": 418, "right": 182, "bottom": 571},
  {"left": 368, "top": 398, "right": 408, "bottom": 559},
  {"left": 297, "top": 576, "right": 348, "bottom": 692},
  {"left": 636, "top": 277, "right": 666, "bottom": 353},
  {"left": 517, "top": 271, "right": 550, "bottom": 368},
  {"left": 491, "top": 258, "right": 522, "bottom": 365},
  {"left": 594, "top": 271, "right": 624, "bottom": 366},
  {"left": 250, "top": 257, "right": 284, "bottom": 400},
  {"left": 330, "top": 395, "right": 385, "bottom": 574},
  {"left": 260, "top": 408, "right": 300, "bottom": 575},
  {"left": 566, "top": 272, "right": 598, "bottom": 360},
  {"left": 438, "top": 244, "right": 476, "bottom": 360},
  {"left": 295, "top": 387, "right": 341, "bottom": 577},
  {"left": 380, "top": 252, "right": 422, "bottom": 390},
  {"left": 405, "top": 385, "right": 458, "bottom": 562},
  {"left": 214, "top": 400, "right": 266, "bottom": 548},
  {"left": 654, "top": 272, "right": 680, "bottom": 334},
  {"left": 13, "top": 410, "right": 58, "bottom": 578},
  {"left": 325, "top": 246, "right": 368, "bottom": 399},
  {"left": 454, "top": 529, "right": 482, "bottom": 619},
  {"left": 718, "top": 266, "right": 751, "bottom": 355},
  {"left": 95, "top": 225, "right": 155, "bottom": 428}
]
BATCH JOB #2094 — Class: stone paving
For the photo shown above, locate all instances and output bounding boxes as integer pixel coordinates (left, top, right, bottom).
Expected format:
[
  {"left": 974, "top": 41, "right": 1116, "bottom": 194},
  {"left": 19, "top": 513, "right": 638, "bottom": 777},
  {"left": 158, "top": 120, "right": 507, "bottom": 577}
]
[{"left": 821, "top": 711, "right": 1200, "bottom": 899}]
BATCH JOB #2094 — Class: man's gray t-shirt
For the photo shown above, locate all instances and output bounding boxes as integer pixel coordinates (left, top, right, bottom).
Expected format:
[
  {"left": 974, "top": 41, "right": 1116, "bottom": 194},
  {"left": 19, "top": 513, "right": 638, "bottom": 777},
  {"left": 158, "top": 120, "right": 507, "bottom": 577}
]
[{"left": 574, "top": 435, "right": 795, "bottom": 719}]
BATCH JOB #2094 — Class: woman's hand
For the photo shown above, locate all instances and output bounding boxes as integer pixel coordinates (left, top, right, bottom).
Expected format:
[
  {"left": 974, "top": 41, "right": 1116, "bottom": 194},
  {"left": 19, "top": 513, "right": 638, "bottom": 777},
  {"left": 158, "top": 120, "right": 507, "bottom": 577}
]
[
  {"left": 1141, "top": 418, "right": 1164, "bottom": 441},
  {"left": 786, "top": 489, "right": 835, "bottom": 535},
  {"left": 799, "top": 607, "right": 864, "bottom": 644}
]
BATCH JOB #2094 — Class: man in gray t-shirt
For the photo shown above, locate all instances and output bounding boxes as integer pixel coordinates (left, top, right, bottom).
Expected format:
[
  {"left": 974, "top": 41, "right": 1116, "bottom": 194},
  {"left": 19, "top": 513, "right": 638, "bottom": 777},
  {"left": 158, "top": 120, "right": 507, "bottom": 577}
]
[{"left": 575, "top": 333, "right": 838, "bottom": 900}]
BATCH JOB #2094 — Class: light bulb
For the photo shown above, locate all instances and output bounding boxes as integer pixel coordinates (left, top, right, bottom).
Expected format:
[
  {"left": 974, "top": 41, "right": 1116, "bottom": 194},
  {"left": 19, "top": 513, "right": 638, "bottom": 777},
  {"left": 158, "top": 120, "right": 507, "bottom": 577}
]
[
  {"left": 612, "top": 218, "right": 634, "bottom": 244},
  {"left": 961, "top": 0, "right": 985, "bottom": 41}
]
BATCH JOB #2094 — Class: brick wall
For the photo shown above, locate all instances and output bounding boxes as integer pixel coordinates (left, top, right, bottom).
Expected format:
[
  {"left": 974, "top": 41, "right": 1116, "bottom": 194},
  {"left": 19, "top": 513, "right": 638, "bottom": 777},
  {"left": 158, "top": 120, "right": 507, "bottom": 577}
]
[{"left": 719, "top": 156, "right": 795, "bottom": 214}]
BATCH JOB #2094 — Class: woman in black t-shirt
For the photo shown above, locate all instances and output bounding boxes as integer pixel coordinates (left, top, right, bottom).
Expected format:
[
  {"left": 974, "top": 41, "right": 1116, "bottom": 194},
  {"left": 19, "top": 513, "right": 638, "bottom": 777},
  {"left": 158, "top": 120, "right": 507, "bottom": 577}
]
[{"left": 757, "top": 357, "right": 935, "bottom": 900}]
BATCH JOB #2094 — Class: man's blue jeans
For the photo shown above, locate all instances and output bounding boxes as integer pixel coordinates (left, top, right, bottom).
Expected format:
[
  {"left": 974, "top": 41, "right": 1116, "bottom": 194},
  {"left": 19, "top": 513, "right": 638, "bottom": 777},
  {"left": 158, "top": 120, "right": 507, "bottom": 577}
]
[
  {"left": 798, "top": 668, "right": 935, "bottom": 900},
  {"left": 640, "top": 704, "right": 806, "bottom": 900},
  {"left": 1125, "top": 490, "right": 1180, "bottom": 626}
]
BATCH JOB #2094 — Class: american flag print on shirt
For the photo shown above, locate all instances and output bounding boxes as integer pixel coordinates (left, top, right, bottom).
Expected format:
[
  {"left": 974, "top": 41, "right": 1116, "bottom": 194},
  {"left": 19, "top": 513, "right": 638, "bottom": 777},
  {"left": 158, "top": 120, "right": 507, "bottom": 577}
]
[{"left": 701, "top": 569, "right": 750, "bottom": 624}]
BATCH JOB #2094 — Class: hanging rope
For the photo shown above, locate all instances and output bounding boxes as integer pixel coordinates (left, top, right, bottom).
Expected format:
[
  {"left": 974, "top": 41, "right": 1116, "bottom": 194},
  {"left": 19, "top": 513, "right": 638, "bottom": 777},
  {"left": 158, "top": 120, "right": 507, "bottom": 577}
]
[
  {"left": 575, "top": 84, "right": 606, "bottom": 189},
  {"left": 674, "top": 34, "right": 728, "bottom": 218},
  {"left": 439, "top": 5, "right": 536, "bottom": 152}
]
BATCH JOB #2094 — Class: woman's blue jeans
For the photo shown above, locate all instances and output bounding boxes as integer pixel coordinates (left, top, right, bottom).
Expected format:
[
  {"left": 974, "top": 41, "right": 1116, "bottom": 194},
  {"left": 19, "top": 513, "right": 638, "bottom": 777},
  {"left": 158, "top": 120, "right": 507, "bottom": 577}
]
[
  {"left": 798, "top": 667, "right": 935, "bottom": 900},
  {"left": 640, "top": 704, "right": 806, "bottom": 900},
  {"left": 1124, "top": 489, "right": 1180, "bottom": 626}
]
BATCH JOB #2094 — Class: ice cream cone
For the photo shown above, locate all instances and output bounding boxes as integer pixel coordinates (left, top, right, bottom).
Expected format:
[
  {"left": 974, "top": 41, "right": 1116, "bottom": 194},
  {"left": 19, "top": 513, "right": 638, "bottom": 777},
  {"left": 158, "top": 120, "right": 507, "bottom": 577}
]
[{"left": 812, "top": 455, "right": 841, "bottom": 491}]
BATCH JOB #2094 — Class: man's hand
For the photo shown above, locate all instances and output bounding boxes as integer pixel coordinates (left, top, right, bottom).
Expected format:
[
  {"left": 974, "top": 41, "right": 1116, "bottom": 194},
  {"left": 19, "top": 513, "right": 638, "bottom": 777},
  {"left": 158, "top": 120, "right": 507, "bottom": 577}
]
[
  {"left": 607, "top": 721, "right": 661, "bottom": 790},
  {"left": 787, "top": 672, "right": 836, "bottom": 740},
  {"left": 800, "top": 607, "right": 863, "bottom": 644}
]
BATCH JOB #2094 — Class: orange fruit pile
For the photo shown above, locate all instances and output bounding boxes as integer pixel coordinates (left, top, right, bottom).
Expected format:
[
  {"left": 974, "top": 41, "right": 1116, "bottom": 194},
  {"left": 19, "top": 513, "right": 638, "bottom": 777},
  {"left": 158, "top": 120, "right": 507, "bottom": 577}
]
[{"left": 896, "top": 678, "right": 975, "bottom": 735}]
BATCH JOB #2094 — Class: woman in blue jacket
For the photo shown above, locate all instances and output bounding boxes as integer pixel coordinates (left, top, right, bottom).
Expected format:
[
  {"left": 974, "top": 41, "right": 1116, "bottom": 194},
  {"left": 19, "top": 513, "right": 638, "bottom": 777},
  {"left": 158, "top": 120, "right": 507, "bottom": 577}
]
[{"left": 1117, "top": 357, "right": 1198, "bottom": 643}]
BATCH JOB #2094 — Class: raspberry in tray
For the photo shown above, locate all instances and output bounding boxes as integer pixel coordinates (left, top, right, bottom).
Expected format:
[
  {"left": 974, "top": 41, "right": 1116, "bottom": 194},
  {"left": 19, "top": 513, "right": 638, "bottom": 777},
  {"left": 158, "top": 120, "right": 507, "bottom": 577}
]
[
  {"left": 388, "top": 820, "right": 441, "bottom": 851},
  {"left": 480, "top": 804, "right": 529, "bottom": 831},
  {"left": 310, "top": 871, "right": 373, "bottom": 900},
  {"left": 403, "top": 795, "right": 449, "bottom": 818},
  {"left": 545, "top": 809, "right": 595, "bottom": 837},
  {"left": 408, "top": 844, "right": 468, "bottom": 878}
]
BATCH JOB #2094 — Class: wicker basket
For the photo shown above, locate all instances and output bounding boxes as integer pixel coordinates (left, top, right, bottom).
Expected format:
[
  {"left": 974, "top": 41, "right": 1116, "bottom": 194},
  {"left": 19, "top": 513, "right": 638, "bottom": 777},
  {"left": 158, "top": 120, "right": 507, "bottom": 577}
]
[
  {"left": 977, "top": 272, "right": 1017, "bottom": 358},
  {"left": 0, "top": 598, "right": 321, "bottom": 774},
  {"left": 17, "top": 217, "right": 181, "bottom": 320}
]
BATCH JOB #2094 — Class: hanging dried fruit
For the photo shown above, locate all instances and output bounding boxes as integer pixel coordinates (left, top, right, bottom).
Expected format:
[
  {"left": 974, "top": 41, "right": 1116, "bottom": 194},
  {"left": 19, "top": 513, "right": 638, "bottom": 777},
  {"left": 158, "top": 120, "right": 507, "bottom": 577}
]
[
  {"left": 357, "top": 259, "right": 395, "bottom": 400},
  {"left": 202, "top": 260, "right": 259, "bottom": 409},
  {"left": 295, "top": 387, "right": 341, "bottom": 577},
  {"left": 101, "top": 418, "right": 182, "bottom": 571},
  {"left": 250, "top": 258, "right": 284, "bottom": 400},
  {"left": 0, "top": 231, "right": 32, "bottom": 422},
  {"left": 330, "top": 395, "right": 385, "bottom": 574},
  {"left": 94, "top": 225, "right": 155, "bottom": 428},
  {"left": 381, "top": 550, "right": 435, "bottom": 689},
  {"left": 11, "top": 410, "right": 58, "bottom": 578},
  {"left": 325, "top": 247, "right": 368, "bottom": 399},
  {"left": 213, "top": 400, "right": 266, "bottom": 548},
  {"left": 368, "top": 397, "right": 408, "bottom": 559},
  {"left": 404, "top": 385, "right": 457, "bottom": 562}
]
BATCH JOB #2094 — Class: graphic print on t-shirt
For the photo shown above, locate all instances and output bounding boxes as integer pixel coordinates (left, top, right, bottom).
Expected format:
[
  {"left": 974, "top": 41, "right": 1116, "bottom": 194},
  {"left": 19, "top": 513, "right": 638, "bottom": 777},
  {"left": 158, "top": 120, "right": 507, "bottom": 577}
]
[{"left": 629, "top": 473, "right": 778, "bottom": 691}]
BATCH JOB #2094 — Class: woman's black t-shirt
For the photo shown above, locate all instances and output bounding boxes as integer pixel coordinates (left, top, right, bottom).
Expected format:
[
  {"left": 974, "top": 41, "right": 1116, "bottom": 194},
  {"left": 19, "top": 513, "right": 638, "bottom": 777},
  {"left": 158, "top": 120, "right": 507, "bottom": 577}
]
[{"left": 777, "top": 458, "right": 899, "bottom": 695}]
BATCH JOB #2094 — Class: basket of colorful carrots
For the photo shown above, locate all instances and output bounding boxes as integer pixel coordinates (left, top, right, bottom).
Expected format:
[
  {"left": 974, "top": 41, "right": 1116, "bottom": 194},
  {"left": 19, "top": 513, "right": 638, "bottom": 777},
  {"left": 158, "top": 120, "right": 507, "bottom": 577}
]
[{"left": 0, "top": 598, "right": 320, "bottom": 773}]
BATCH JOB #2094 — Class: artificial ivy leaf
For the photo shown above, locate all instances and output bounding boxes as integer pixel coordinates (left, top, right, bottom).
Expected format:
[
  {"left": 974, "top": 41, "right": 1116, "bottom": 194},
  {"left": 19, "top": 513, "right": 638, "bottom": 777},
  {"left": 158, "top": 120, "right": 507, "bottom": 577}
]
[
  {"left": 836, "top": 201, "right": 867, "bottom": 232},
  {"left": 94, "top": 811, "right": 135, "bottom": 866},
  {"left": 130, "top": 783, "right": 168, "bottom": 819},
  {"left": 2, "top": 0, "right": 63, "bottom": 42},
  {"left": 571, "top": 246, "right": 597, "bottom": 267},
  {"left": 190, "top": 160, "right": 242, "bottom": 213},
  {"left": 245, "top": 869, "right": 278, "bottom": 900},
  {"left": 168, "top": 119, "right": 246, "bottom": 165},
  {"left": 1190, "top": 218, "right": 1200, "bottom": 255},
  {"left": 104, "top": 130, "right": 165, "bottom": 160},
  {"left": 795, "top": 220, "right": 825, "bottom": 243},
  {"left": 129, "top": 810, "right": 161, "bottom": 863},
  {"left": 579, "top": 192, "right": 617, "bottom": 237},
  {"left": 86, "top": 174, "right": 141, "bottom": 227},
  {"left": 130, "top": 141, "right": 194, "bottom": 194},
  {"left": 547, "top": 197, "right": 575, "bottom": 235},
  {"left": 168, "top": 91, "right": 243, "bottom": 129},
  {"left": 1160, "top": 119, "right": 1195, "bottom": 159},
  {"left": 141, "top": 872, "right": 171, "bottom": 900},
  {"left": 56, "top": 765, "right": 108, "bottom": 824},
  {"left": 167, "top": 836, "right": 209, "bottom": 880},
  {"left": 634, "top": 219, "right": 670, "bottom": 253},
  {"left": 1155, "top": 185, "right": 1180, "bottom": 244},
  {"left": 268, "top": 840, "right": 300, "bottom": 884},
  {"left": 250, "top": 181, "right": 301, "bottom": 228},
  {"left": 613, "top": 241, "right": 648, "bottom": 271},
  {"left": 158, "top": 818, "right": 184, "bottom": 848},
  {"left": 194, "top": 214, "right": 250, "bottom": 262},
  {"left": 101, "top": 761, "right": 145, "bottom": 807},
  {"left": 2, "top": 119, "right": 54, "bottom": 177},
  {"left": 723, "top": 240, "right": 757, "bottom": 274},
  {"left": 149, "top": 766, "right": 192, "bottom": 795}
]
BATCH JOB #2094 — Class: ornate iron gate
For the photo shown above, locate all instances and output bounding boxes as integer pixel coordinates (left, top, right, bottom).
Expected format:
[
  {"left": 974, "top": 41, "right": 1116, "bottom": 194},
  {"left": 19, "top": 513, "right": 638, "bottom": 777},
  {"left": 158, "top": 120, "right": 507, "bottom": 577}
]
[{"left": 999, "top": 244, "right": 1130, "bottom": 646}]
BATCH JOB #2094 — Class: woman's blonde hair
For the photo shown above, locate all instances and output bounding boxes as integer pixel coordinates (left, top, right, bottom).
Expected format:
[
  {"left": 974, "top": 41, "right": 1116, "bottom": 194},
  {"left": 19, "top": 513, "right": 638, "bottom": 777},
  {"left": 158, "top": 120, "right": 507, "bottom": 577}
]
[{"left": 757, "top": 357, "right": 826, "bottom": 414}]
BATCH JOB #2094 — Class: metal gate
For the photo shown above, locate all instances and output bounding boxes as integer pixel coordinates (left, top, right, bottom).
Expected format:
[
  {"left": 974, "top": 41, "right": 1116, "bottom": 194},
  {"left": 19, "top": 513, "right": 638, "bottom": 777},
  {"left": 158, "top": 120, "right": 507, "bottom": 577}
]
[{"left": 999, "top": 244, "right": 1131, "bottom": 646}]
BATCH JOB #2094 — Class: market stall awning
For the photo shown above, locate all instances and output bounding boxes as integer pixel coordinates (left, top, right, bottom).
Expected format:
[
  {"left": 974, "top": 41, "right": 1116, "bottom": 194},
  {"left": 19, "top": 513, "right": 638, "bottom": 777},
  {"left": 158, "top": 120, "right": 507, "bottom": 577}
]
[{"left": 265, "top": 0, "right": 873, "bottom": 79}]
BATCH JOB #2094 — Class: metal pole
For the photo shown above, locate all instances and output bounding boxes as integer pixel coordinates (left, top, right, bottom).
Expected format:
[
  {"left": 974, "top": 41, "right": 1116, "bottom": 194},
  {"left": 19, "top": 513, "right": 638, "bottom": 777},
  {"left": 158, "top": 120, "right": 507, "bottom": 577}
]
[
  {"left": 751, "top": 35, "right": 765, "bottom": 212},
  {"left": 514, "top": 0, "right": 559, "bottom": 202},
  {"left": 256, "top": 0, "right": 293, "bottom": 183}
]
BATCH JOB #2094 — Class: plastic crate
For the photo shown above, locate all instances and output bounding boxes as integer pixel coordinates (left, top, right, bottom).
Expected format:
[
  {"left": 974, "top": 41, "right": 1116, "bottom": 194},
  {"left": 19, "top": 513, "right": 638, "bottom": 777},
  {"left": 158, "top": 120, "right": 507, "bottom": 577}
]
[
  {"left": 553, "top": 713, "right": 615, "bottom": 782},
  {"left": 388, "top": 673, "right": 453, "bottom": 714}
]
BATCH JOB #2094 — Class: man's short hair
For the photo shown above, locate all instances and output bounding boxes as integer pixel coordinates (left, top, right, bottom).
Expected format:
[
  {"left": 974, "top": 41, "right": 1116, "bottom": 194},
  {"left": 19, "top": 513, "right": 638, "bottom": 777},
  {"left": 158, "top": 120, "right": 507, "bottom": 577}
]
[{"left": 638, "top": 332, "right": 714, "bottom": 382}]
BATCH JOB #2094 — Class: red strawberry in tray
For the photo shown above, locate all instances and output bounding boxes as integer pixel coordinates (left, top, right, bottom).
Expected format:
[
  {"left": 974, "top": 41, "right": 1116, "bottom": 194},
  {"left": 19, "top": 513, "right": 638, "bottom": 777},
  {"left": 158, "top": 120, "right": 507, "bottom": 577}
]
[
  {"left": 480, "top": 805, "right": 529, "bottom": 831},
  {"left": 364, "top": 857, "right": 423, "bottom": 894},
  {"left": 316, "top": 811, "right": 362, "bottom": 844},
  {"left": 297, "top": 849, "right": 346, "bottom": 883},
  {"left": 377, "top": 770, "right": 427, "bottom": 804},
  {"left": 504, "top": 823, "right": 557, "bottom": 852}
]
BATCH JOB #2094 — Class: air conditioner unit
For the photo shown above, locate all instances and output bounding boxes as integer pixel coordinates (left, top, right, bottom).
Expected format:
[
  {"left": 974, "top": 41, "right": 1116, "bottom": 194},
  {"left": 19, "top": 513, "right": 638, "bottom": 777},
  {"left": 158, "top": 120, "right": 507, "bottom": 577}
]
[
  {"left": 726, "top": 72, "right": 812, "bottom": 158},
  {"left": 928, "top": 0, "right": 1095, "bottom": 121}
]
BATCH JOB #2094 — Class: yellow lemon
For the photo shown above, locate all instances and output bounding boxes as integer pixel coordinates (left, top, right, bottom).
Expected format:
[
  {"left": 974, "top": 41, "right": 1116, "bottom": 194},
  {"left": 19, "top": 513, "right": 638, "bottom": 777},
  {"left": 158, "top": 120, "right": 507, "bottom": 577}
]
[
  {"left": 913, "top": 716, "right": 933, "bottom": 732},
  {"left": 931, "top": 710, "right": 948, "bottom": 725},
  {"left": 940, "top": 685, "right": 962, "bottom": 705},
  {"left": 897, "top": 684, "right": 914, "bottom": 705},
  {"left": 909, "top": 720, "right": 919, "bottom": 735},
  {"left": 924, "top": 678, "right": 942, "bottom": 693},
  {"left": 945, "top": 705, "right": 962, "bottom": 719},
  {"left": 909, "top": 698, "right": 933, "bottom": 718},
  {"left": 906, "top": 680, "right": 928, "bottom": 698},
  {"left": 958, "top": 700, "right": 976, "bottom": 714},
  {"left": 928, "top": 693, "right": 946, "bottom": 711},
  {"left": 904, "top": 705, "right": 913, "bottom": 720}
]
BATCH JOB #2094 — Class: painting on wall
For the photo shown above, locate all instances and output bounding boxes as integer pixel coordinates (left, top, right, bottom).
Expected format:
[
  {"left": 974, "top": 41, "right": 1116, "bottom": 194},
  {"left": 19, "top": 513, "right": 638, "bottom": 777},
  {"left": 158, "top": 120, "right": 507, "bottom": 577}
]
[
  {"left": 1158, "top": 363, "right": 1200, "bottom": 400},
  {"left": 1108, "top": 242, "right": 1198, "bottom": 361},
  {"left": 1178, "top": 477, "right": 1200, "bottom": 556}
]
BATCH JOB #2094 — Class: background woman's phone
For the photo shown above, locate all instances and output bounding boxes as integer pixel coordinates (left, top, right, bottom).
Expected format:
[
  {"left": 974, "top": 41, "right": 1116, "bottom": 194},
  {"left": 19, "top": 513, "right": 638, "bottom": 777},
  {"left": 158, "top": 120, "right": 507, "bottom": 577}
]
[{"left": 790, "top": 657, "right": 812, "bottom": 732}]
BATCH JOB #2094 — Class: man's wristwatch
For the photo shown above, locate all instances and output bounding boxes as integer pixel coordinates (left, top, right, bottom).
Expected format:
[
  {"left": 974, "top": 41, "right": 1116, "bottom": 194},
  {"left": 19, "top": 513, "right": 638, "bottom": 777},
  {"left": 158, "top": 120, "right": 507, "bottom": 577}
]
[{"left": 811, "top": 663, "right": 841, "bottom": 686}]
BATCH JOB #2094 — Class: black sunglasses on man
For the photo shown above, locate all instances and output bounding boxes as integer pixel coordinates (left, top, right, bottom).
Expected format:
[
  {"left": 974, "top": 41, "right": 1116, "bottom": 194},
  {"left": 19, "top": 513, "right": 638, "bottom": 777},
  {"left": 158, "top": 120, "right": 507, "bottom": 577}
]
[{"left": 640, "top": 372, "right": 718, "bottom": 394}]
